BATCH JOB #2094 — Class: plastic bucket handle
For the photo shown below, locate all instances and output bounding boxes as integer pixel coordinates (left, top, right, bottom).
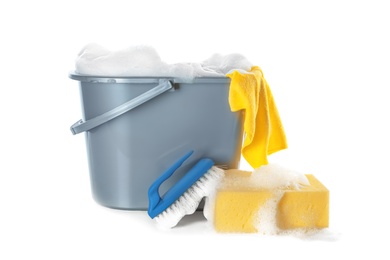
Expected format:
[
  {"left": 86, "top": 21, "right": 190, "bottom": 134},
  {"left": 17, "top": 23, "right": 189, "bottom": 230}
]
[{"left": 70, "top": 79, "right": 174, "bottom": 135}]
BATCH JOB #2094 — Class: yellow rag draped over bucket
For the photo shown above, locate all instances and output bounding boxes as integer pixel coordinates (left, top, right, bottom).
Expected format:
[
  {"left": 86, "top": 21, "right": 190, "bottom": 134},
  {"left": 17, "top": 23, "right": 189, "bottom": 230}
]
[{"left": 227, "top": 66, "right": 287, "bottom": 169}]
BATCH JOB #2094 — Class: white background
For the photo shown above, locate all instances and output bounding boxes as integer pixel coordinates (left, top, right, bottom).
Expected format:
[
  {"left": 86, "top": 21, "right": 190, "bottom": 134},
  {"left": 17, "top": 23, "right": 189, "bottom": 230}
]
[{"left": 1, "top": 0, "right": 389, "bottom": 259}]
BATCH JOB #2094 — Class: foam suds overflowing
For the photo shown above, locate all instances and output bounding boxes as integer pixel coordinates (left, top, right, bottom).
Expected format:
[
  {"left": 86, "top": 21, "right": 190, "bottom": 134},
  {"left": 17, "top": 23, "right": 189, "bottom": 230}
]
[
  {"left": 221, "top": 164, "right": 310, "bottom": 191},
  {"left": 75, "top": 43, "right": 252, "bottom": 79},
  {"left": 254, "top": 190, "right": 284, "bottom": 235},
  {"left": 257, "top": 165, "right": 309, "bottom": 235},
  {"left": 252, "top": 164, "right": 310, "bottom": 235}
]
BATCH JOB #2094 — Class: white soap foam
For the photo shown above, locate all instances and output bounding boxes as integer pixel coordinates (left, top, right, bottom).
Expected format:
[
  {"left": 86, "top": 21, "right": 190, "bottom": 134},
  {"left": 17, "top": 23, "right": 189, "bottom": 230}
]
[
  {"left": 255, "top": 190, "right": 284, "bottom": 235},
  {"left": 75, "top": 43, "right": 170, "bottom": 77},
  {"left": 75, "top": 43, "right": 252, "bottom": 79},
  {"left": 202, "top": 53, "right": 253, "bottom": 75},
  {"left": 251, "top": 164, "right": 310, "bottom": 190},
  {"left": 220, "top": 164, "right": 310, "bottom": 191},
  {"left": 251, "top": 164, "right": 310, "bottom": 235}
]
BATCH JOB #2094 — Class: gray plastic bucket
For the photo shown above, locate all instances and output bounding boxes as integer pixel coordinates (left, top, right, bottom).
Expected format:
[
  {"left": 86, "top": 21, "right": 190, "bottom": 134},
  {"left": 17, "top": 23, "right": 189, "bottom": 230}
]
[{"left": 69, "top": 72, "right": 244, "bottom": 210}]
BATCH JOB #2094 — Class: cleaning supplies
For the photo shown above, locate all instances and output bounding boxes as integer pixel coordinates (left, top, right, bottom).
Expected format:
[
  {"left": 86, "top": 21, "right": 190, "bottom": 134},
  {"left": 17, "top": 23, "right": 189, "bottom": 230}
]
[
  {"left": 148, "top": 151, "right": 224, "bottom": 228},
  {"left": 209, "top": 169, "right": 329, "bottom": 233},
  {"left": 227, "top": 66, "right": 288, "bottom": 168}
]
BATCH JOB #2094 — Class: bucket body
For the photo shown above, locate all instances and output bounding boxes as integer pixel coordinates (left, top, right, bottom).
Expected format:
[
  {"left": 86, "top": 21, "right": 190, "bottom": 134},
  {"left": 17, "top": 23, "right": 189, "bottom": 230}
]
[{"left": 70, "top": 73, "right": 243, "bottom": 210}]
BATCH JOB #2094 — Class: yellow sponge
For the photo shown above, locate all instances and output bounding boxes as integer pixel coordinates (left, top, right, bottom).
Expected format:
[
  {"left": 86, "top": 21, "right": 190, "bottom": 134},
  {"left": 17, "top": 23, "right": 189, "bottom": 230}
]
[{"left": 213, "top": 170, "right": 329, "bottom": 233}]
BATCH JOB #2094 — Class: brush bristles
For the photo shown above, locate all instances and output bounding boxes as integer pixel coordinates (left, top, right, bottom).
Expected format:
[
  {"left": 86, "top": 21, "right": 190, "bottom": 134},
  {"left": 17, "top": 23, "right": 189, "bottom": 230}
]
[{"left": 155, "top": 166, "right": 225, "bottom": 229}]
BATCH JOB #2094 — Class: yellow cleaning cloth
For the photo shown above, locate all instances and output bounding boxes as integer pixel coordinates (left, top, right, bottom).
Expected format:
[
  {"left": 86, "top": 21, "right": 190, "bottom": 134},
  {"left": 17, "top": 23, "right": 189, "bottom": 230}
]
[{"left": 227, "top": 66, "right": 288, "bottom": 168}]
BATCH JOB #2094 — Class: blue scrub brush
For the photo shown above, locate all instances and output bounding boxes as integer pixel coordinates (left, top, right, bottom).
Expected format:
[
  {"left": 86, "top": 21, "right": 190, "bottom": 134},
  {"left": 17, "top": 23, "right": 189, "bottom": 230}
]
[{"left": 148, "top": 151, "right": 224, "bottom": 228}]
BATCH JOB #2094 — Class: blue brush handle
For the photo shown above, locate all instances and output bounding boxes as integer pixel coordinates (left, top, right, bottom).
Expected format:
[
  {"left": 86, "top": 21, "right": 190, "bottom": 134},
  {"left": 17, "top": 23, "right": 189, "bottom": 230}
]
[
  {"left": 148, "top": 151, "right": 214, "bottom": 218},
  {"left": 148, "top": 151, "right": 193, "bottom": 216}
]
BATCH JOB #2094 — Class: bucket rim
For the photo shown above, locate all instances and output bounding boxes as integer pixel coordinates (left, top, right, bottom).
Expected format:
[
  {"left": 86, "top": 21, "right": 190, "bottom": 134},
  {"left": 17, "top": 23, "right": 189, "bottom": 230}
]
[{"left": 69, "top": 71, "right": 231, "bottom": 84}]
